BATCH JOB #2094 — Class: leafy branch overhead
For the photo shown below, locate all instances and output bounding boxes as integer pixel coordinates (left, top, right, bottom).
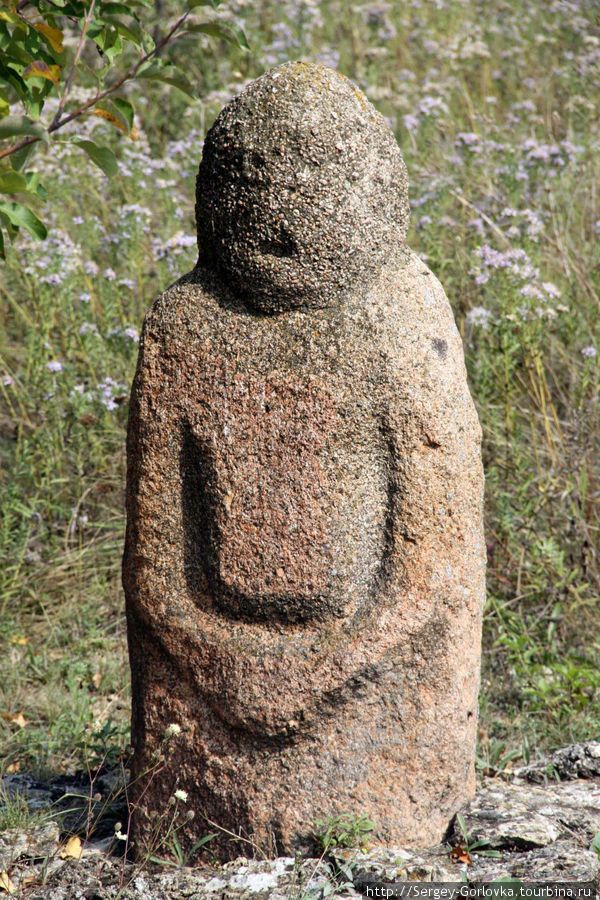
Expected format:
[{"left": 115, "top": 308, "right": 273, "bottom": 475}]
[{"left": 0, "top": 0, "right": 248, "bottom": 257}]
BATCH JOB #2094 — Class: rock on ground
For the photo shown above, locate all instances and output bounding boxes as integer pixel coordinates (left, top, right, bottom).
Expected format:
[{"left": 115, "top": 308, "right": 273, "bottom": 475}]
[{"left": 1, "top": 743, "right": 599, "bottom": 897}]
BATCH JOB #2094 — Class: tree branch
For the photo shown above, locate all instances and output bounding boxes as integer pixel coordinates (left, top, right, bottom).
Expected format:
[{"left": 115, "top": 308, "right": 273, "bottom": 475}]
[
  {"left": 0, "top": 9, "right": 191, "bottom": 162},
  {"left": 50, "top": 0, "right": 97, "bottom": 130}
]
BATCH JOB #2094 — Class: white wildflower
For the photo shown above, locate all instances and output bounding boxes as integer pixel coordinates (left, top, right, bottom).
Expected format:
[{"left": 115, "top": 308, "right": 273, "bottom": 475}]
[{"left": 466, "top": 306, "right": 492, "bottom": 329}]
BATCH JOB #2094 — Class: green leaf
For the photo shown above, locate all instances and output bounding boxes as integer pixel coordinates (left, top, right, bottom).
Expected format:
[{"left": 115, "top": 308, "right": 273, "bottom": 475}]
[
  {"left": 5, "top": 32, "right": 32, "bottom": 67},
  {"left": 86, "top": 19, "right": 106, "bottom": 42},
  {"left": 0, "top": 115, "right": 49, "bottom": 145},
  {"left": 109, "top": 18, "right": 144, "bottom": 46},
  {"left": 0, "top": 210, "right": 18, "bottom": 240},
  {"left": 103, "top": 31, "right": 123, "bottom": 64},
  {"left": 10, "top": 141, "right": 35, "bottom": 171},
  {"left": 88, "top": 21, "right": 123, "bottom": 63},
  {"left": 72, "top": 138, "right": 118, "bottom": 177},
  {"left": 188, "top": 0, "right": 222, "bottom": 7},
  {"left": 591, "top": 831, "right": 600, "bottom": 859},
  {"left": 25, "top": 82, "right": 50, "bottom": 120},
  {"left": 0, "top": 224, "right": 5, "bottom": 259},
  {"left": 170, "top": 831, "right": 183, "bottom": 863},
  {"left": 0, "top": 170, "right": 28, "bottom": 193},
  {"left": 136, "top": 60, "right": 195, "bottom": 97},
  {"left": 0, "top": 10, "right": 26, "bottom": 26},
  {"left": 101, "top": 2, "right": 138, "bottom": 16},
  {"left": 0, "top": 63, "right": 30, "bottom": 105},
  {"left": 110, "top": 97, "right": 134, "bottom": 132},
  {"left": 218, "top": 20, "right": 249, "bottom": 50},
  {"left": 0, "top": 200, "right": 47, "bottom": 239},
  {"left": 25, "top": 172, "right": 47, "bottom": 200},
  {"left": 184, "top": 21, "right": 249, "bottom": 50},
  {"left": 189, "top": 833, "right": 217, "bottom": 853},
  {"left": 456, "top": 812, "right": 468, "bottom": 843},
  {"left": 139, "top": 28, "right": 156, "bottom": 54}
]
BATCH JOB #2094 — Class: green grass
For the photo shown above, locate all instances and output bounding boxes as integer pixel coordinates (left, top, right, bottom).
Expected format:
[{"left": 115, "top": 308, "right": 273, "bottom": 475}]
[
  {"left": 312, "top": 814, "right": 375, "bottom": 854},
  {"left": 1, "top": 0, "right": 599, "bottom": 780},
  {"left": 0, "top": 789, "right": 48, "bottom": 832}
]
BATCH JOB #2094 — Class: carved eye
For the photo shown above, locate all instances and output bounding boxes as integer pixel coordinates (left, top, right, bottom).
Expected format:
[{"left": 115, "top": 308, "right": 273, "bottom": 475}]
[
  {"left": 260, "top": 226, "right": 298, "bottom": 259},
  {"left": 241, "top": 150, "right": 268, "bottom": 183}
]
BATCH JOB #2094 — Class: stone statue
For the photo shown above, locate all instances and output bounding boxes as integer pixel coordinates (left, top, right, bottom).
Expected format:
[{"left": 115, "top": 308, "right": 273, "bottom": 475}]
[{"left": 123, "top": 61, "right": 485, "bottom": 861}]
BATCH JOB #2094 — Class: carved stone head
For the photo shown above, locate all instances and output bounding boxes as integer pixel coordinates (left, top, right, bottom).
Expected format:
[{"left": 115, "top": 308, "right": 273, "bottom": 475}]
[{"left": 195, "top": 62, "right": 409, "bottom": 313}]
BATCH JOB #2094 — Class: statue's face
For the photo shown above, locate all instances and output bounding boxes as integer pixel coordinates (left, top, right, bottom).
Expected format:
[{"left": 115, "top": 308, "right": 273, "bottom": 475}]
[{"left": 195, "top": 63, "right": 409, "bottom": 313}]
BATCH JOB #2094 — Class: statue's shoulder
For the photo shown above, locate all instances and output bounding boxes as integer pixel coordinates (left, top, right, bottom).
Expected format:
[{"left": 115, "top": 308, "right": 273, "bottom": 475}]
[
  {"left": 360, "top": 247, "right": 471, "bottom": 428},
  {"left": 141, "top": 265, "right": 236, "bottom": 347},
  {"left": 364, "top": 246, "right": 459, "bottom": 343},
  {"left": 375, "top": 247, "right": 451, "bottom": 312}
]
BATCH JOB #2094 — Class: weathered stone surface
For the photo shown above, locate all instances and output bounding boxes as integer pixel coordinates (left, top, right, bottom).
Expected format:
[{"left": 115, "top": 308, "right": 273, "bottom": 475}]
[
  {"left": 195, "top": 62, "right": 409, "bottom": 314},
  {"left": 123, "top": 61, "right": 485, "bottom": 861},
  {"left": 332, "top": 845, "right": 462, "bottom": 883},
  {"left": 506, "top": 840, "right": 599, "bottom": 883},
  {"left": 515, "top": 741, "right": 600, "bottom": 783},
  {"left": 22, "top": 854, "right": 361, "bottom": 899},
  {"left": 0, "top": 821, "right": 59, "bottom": 870},
  {"left": 336, "top": 836, "right": 599, "bottom": 889},
  {"left": 4, "top": 761, "right": 600, "bottom": 897},
  {"left": 334, "top": 775, "right": 600, "bottom": 887},
  {"left": 448, "top": 779, "right": 600, "bottom": 850}
]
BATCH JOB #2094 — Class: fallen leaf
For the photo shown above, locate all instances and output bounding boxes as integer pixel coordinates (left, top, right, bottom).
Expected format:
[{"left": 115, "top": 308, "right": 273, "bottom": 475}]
[
  {"left": 10, "top": 635, "right": 27, "bottom": 645},
  {"left": 21, "top": 876, "right": 36, "bottom": 888},
  {"left": 91, "top": 671, "right": 101, "bottom": 690},
  {"left": 0, "top": 872, "right": 15, "bottom": 894},
  {"left": 60, "top": 836, "right": 82, "bottom": 859},
  {"left": 1, "top": 713, "right": 27, "bottom": 728},
  {"left": 450, "top": 845, "right": 472, "bottom": 864},
  {"left": 5, "top": 762, "right": 20, "bottom": 774}
]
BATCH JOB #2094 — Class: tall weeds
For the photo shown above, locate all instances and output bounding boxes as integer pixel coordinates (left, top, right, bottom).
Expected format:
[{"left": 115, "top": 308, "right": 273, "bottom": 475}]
[{"left": 1, "top": 0, "right": 598, "bottom": 772}]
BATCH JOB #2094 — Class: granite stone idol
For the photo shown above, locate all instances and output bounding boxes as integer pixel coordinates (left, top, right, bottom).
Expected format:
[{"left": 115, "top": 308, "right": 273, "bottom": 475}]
[{"left": 123, "top": 61, "right": 486, "bottom": 862}]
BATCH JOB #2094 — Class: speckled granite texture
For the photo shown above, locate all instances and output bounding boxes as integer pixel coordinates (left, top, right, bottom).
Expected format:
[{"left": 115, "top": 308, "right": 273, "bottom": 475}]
[
  {"left": 195, "top": 62, "right": 409, "bottom": 313},
  {"left": 123, "top": 61, "right": 486, "bottom": 862}
]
